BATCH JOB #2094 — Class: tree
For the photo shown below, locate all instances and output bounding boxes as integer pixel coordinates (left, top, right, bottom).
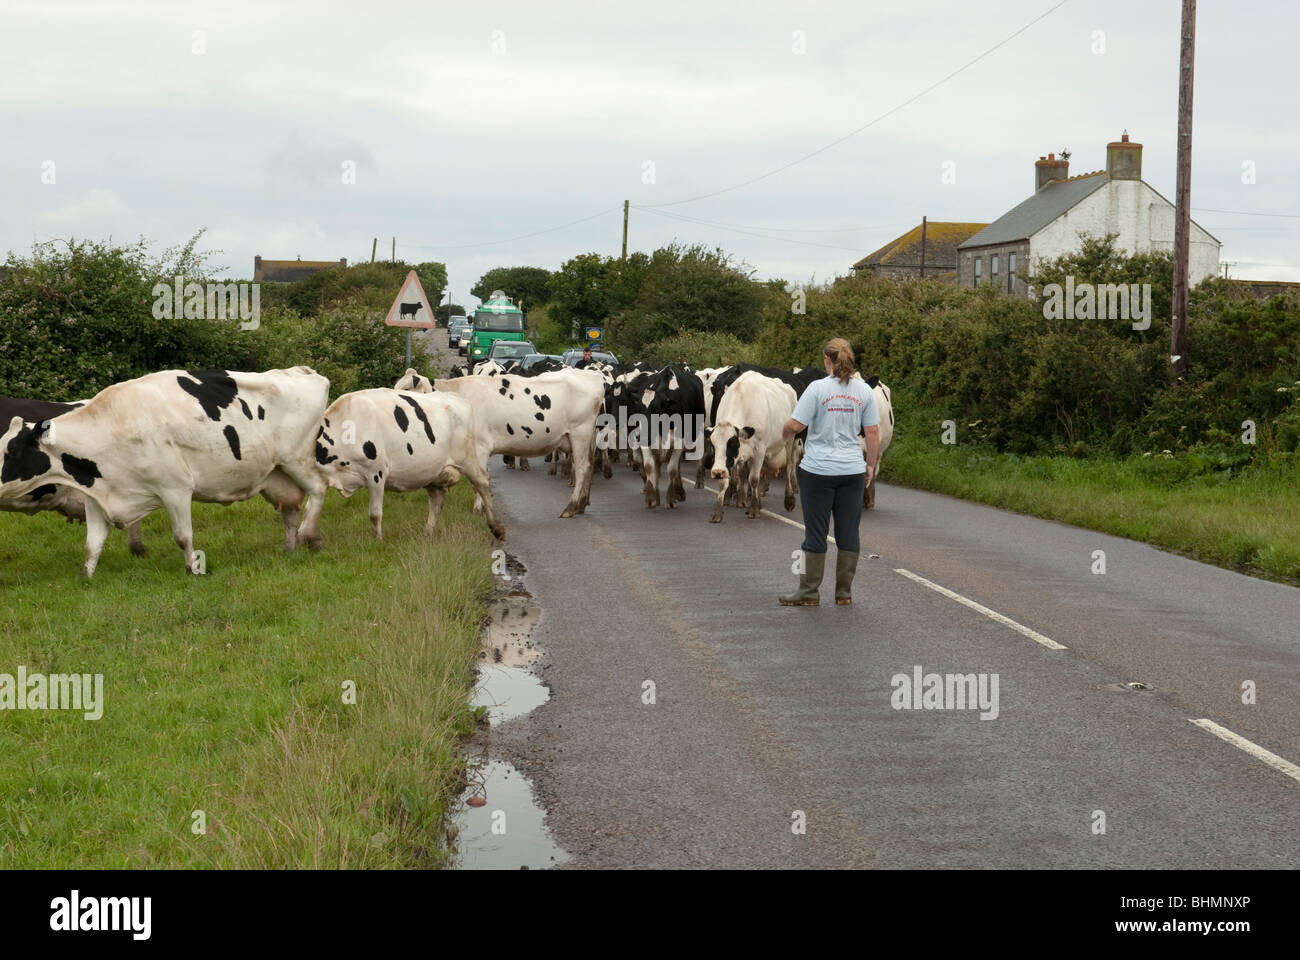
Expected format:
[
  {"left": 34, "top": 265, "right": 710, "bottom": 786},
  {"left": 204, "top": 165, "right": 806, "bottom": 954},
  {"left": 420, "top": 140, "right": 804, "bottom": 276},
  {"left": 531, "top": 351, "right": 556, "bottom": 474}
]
[{"left": 470, "top": 266, "right": 552, "bottom": 312}]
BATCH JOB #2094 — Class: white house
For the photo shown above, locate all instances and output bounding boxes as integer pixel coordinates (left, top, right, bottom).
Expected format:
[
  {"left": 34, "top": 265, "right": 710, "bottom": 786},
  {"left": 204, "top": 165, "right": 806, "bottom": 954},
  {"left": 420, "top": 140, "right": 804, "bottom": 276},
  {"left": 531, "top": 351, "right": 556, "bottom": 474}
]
[{"left": 956, "top": 134, "right": 1220, "bottom": 293}]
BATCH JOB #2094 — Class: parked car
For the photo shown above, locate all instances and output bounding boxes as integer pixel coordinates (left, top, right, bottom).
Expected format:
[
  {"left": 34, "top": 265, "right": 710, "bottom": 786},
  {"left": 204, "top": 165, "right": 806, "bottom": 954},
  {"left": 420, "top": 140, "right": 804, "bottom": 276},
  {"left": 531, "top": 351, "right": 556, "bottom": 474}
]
[
  {"left": 519, "top": 353, "right": 565, "bottom": 371},
  {"left": 562, "top": 348, "right": 619, "bottom": 367},
  {"left": 487, "top": 340, "right": 538, "bottom": 363},
  {"left": 447, "top": 317, "right": 471, "bottom": 348}
]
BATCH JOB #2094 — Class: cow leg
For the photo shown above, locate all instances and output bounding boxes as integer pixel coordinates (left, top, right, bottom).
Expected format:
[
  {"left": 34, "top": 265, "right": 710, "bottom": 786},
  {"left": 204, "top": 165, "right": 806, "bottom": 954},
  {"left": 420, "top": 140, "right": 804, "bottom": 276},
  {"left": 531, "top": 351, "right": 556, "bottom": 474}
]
[
  {"left": 865, "top": 473, "right": 876, "bottom": 510},
  {"left": 367, "top": 481, "right": 385, "bottom": 540},
  {"left": 424, "top": 485, "right": 447, "bottom": 536},
  {"left": 640, "top": 448, "right": 660, "bottom": 509},
  {"left": 710, "top": 479, "right": 726, "bottom": 523},
  {"left": 127, "top": 520, "right": 147, "bottom": 557},
  {"left": 279, "top": 461, "right": 326, "bottom": 551},
  {"left": 81, "top": 498, "right": 112, "bottom": 580},
  {"left": 161, "top": 494, "right": 197, "bottom": 574},
  {"left": 746, "top": 466, "right": 762, "bottom": 520},
  {"left": 548, "top": 452, "right": 558, "bottom": 476},
  {"left": 561, "top": 437, "right": 593, "bottom": 517},
  {"left": 665, "top": 445, "right": 685, "bottom": 509},
  {"left": 601, "top": 447, "right": 613, "bottom": 479},
  {"left": 504, "top": 455, "right": 516, "bottom": 470},
  {"left": 463, "top": 459, "right": 506, "bottom": 538},
  {"left": 520, "top": 457, "right": 531, "bottom": 471},
  {"left": 784, "top": 460, "right": 797, "bottom": 512}
]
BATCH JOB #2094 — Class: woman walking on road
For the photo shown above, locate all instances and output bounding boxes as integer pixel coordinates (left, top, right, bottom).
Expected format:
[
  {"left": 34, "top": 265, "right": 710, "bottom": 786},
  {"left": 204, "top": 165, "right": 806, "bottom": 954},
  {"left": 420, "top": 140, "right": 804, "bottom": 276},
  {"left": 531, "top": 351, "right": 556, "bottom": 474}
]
[{"left": 779, "top": 338, "right": 880, "bottom": 606}]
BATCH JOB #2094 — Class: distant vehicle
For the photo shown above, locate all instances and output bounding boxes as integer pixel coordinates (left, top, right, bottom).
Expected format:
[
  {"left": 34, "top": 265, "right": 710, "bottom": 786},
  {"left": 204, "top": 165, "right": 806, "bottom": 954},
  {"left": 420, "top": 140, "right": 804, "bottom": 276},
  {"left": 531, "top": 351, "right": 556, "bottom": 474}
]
[
  {"left": 519, "top": 353, "right": 565, "bottom": 371},
  {"left": 467, "top": 291, "right": 525, "bottom": 362},
  {"left": 447, "top": 317, "right": 472, "bottom": 348},
  {"left": 562, "top": 348, "right": 619, "bottom": 367},
  {"left": 487, "top": 340, "right": 538, "bottom": 363}
]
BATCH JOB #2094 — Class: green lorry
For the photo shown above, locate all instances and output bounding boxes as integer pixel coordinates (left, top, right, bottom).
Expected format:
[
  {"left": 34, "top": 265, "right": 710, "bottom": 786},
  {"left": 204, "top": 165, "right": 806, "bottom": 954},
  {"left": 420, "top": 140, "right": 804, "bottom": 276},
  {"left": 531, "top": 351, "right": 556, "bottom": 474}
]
[{"left": 467, "top": 290, "right": 526, "bottom": 363}]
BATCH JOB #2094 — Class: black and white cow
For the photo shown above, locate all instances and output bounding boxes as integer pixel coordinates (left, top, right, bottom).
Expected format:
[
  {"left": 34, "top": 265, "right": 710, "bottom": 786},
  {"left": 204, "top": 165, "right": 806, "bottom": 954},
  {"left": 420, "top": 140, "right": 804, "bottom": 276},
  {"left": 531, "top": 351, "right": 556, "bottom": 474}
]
[
  {"left": 627, "top": 364, "right": 705, "bottom": 510},
  {"left": 0, "top": 395, "right": 146, "bottom": 555},
  {"left": 705, "top": 371, "right": 798, "bottom": 522},
  {"left": 305, "top": 388, "right": 504, "bottom": 541},
  {"left": 0, "top": 368, "right": 329, "bottom": 577},
  {"left": 395, "top": 367, "right": 604, "bottom": 518}
]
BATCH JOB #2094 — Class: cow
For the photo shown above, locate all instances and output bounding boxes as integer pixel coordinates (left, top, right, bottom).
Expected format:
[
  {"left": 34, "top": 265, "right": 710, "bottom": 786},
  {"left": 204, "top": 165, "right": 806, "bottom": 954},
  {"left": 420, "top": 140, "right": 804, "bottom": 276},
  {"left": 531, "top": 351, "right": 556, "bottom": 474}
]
[
  {"left": 0, "top": 367, "right": 329, "bottom": 578},
  {"left": 303, "top": 388, "right": 504, "bottom": 541},
  {"left": 861, "top": 376, "right": 894, "bottom": 509},
  {"left": 395, "top": 367, "right": 604, "bottom": 518},
  {"left": 705, "top": 371, "right": 798, "bottom": 522},
  {"left": 702, "top": 364, "right": 819, "bottom": 497},
  {"left": 629, "top": 364, "right": 705, "bottom": 510},
  {"left": 399, "top": 302, "right": 423, "bottom": 320},
  {"left": 0, "top": 396, "right": 147, "bottom": 555}
]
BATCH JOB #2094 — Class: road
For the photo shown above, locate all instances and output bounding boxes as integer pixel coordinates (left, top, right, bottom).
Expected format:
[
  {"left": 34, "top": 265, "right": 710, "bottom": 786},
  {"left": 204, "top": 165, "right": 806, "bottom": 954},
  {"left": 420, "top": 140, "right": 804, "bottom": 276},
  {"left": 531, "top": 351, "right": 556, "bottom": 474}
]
[{"left": 427, "top": 330, "right": 1300, "bottom": 868}]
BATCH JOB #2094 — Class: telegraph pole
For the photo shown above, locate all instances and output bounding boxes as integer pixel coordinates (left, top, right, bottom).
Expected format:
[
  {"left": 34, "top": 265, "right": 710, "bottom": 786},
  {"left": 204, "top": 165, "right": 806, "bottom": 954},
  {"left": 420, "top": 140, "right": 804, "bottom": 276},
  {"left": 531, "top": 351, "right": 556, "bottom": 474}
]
[
  {"left": 1171, "top": 0, "right": 1196, "bottom": 384},
  {"left": 919, "top": 216, "right": 928, "bottom": 278},
  {"left": 622, "top": 200, "right": 629, "bottom": 260}
]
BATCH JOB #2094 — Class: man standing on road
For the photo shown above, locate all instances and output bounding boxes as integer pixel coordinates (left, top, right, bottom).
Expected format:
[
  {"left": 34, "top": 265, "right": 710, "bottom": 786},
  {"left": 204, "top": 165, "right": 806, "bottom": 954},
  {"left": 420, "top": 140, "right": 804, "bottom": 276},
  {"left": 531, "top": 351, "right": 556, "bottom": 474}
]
[
  {"left": 574, "top": 345, "right": 595, "bottom": 369},
  {"left": 778, "top": 338, "right": 879, "bottom": 607}
]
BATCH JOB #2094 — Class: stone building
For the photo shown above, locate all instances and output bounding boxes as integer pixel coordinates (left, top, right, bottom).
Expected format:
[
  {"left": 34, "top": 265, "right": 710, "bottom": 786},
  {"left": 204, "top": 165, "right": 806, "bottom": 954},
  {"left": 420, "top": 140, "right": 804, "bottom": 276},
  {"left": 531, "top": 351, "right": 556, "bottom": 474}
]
[
  {"left": 851, "top": 221, "right": 987, "bottom": 282},
  {"left": 956, "top": 134, "right": 1220, "bottom": 293}
]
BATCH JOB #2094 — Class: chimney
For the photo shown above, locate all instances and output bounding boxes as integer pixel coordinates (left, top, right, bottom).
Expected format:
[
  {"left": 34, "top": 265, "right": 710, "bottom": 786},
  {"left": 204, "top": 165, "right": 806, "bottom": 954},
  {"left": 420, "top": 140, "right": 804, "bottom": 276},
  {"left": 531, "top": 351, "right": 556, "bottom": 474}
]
[
  {"left": 1106, "top": 131, "right": 1142, "bottom": 180},
  {"left": 1035, "top": 152, "right": 1069, "bottom": 192}
]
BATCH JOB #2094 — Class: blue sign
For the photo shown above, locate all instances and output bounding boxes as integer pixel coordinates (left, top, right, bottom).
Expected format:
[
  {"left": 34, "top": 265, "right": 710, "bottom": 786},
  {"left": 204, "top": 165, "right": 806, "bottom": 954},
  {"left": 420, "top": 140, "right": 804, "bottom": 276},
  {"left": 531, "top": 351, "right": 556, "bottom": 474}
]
[{"left": 584, "top": 326, "right": 602, "bottom": 343}]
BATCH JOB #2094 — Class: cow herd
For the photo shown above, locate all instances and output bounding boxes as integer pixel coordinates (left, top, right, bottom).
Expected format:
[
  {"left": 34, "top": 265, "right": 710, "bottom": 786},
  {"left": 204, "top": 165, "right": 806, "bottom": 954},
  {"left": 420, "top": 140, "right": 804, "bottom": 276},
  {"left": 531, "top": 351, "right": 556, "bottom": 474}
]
[{"left": 0, "top": 354, "right": 894, "bottom": 580}]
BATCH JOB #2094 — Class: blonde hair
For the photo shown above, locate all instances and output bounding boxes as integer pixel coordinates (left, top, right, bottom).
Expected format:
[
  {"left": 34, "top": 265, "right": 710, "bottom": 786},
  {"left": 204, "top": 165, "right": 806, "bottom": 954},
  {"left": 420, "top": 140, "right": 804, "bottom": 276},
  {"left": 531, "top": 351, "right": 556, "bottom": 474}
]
[{"left": 823, "top": 338, "right": 856, "bottom": 383}]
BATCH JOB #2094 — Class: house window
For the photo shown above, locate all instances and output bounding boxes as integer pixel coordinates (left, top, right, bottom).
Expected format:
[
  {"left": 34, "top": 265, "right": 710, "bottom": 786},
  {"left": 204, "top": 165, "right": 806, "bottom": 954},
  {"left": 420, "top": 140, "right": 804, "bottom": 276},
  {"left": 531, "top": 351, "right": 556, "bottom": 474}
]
[
  {"left": 974, "top": 257, "right": 982, "bottom": 286},
  {"left": 1008, "top": 252, "right": 1017, "bottom": 294},
  {"left": 992, "top": 254, "right": 999, "bottom": 289}
]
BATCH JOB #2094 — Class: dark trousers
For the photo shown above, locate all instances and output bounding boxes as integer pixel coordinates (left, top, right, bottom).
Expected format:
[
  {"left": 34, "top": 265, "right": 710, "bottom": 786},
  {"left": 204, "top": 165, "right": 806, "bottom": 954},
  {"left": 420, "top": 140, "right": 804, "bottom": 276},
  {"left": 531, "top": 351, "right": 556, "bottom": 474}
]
[{"left": 798, "top": 467, "right": 865, "bottom": 554}]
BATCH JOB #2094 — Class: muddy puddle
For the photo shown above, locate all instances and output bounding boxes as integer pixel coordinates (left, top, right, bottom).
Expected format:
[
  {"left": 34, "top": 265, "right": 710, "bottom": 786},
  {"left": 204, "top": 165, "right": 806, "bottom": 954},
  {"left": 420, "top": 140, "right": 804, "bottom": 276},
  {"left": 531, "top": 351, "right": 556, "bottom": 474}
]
[{"left": 451, "top": 557, "right": 569, "bottom": 869}]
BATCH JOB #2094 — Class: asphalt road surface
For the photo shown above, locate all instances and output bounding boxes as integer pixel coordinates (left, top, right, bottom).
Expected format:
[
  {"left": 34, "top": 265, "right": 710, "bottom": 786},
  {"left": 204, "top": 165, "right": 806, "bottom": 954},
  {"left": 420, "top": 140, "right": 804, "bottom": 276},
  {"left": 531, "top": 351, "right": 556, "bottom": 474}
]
[{"left": 428, "top": 330, "right": 1300, "bottom": 868}]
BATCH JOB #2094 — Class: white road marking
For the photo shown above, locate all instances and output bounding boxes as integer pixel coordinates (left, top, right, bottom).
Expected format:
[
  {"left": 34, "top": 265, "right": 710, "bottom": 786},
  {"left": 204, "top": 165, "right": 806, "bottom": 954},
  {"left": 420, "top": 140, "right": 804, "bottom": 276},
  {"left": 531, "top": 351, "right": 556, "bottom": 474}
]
[
  {"left": 705, "top": 483, "right": 1060, "bottom": 652},
  {"left": 1189, "top": 719, "right": 1300, "bottom": 785},
  {"left": 893, "top": 568, "right": 1067, "bottom": 650}
]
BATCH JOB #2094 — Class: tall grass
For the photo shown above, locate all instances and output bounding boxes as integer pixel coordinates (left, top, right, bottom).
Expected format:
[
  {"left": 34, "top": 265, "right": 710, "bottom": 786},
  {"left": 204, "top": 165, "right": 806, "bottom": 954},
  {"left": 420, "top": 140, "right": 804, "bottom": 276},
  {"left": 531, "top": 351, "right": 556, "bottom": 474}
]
[{"left": 0, "top": 482, "right": 494, "bottom": 868}]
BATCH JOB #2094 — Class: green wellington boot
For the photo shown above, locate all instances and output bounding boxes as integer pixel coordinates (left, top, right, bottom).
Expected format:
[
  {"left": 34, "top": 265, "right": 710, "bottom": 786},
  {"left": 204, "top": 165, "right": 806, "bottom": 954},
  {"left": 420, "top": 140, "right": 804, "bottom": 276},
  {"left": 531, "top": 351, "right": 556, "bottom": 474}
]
[
  {"left": 835, "top": 551, "right": 860, "bottom": 605},
  {"left": 779, "top": 551, "right": 826, "bottom": 606}
]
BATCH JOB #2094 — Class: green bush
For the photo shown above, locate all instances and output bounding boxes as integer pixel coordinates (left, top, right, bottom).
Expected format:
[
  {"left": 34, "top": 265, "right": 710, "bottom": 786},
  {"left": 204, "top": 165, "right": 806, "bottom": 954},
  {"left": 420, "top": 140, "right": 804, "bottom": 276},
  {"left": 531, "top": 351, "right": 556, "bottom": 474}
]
[
  {"left": 0, "top": 235, "right": 433, "bottom": 402},
  {"left": 752, "top": 236, "right": 1300, "bottom": 458},
  {"left": 642, "top": 330, "right": 759, "bottom": 368}
]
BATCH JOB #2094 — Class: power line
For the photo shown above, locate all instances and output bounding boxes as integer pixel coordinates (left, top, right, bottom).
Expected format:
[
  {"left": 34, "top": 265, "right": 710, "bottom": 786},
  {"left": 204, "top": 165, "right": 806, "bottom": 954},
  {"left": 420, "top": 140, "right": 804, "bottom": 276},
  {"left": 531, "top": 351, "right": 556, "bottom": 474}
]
[
  {"left": 403, "top": 205, "right": 623, "bottom": 252},
  {"left": 640, "top": 0, "right": 1070, "bottom": 209},
  {"left": 1193, "top": 207, "right": 1300, "bottom": 219},
  {"left": 636, "top": 206, "right": 867, "bottom": 252}
]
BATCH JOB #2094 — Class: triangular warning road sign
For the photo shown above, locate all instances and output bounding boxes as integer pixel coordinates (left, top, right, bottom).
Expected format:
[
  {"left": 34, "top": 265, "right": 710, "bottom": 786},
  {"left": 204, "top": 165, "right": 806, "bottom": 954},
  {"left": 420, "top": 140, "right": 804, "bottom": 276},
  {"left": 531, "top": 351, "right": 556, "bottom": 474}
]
[{"left": 384, "top": 270, "right": 436, "bottom": 328}]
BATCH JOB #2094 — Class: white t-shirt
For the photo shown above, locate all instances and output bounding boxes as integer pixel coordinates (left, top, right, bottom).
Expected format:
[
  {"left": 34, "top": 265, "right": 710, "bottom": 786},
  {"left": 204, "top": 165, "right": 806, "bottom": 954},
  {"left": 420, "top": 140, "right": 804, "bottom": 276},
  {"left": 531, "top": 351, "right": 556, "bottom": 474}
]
[{"left": 791, "top": 375, "right": 879, "bottom": 476}]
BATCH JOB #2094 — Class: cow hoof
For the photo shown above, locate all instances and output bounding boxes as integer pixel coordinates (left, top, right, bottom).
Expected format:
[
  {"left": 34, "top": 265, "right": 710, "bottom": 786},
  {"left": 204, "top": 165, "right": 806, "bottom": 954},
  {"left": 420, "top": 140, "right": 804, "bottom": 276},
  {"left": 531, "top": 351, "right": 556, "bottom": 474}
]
[
  {"left": 130, "top": 544, "right": 148, "bottom": 557},
  {"left": 603, "top": 467, "right": 612, "bottom": 479},
  {"left": 560, "top": 508, "right": 576, "bottom": 519},
  {"left": 491, "top": 524, "right": 506, "bottom": 539},
  {"left": 709, "top": 514, "right": 722, "bottom": 523},
  {"left": 302, "top": 535, "right": 324, "bottom": 551},
  {"left": 521, "top": 462, "right": 531, "bottom": 472},
  {"left": 784, "top": 495, "right": 796, "bottom": 511}
]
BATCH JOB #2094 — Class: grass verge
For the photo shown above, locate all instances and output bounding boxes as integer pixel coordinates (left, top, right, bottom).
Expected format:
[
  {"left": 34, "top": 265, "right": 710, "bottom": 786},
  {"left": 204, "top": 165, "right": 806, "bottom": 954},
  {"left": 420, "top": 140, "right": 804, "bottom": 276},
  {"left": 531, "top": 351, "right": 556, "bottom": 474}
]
[
  {"left": 0, "top": 482, "right": 494, "bottom": 868},
  {"left": 885, "top": 430, "right": 1300, "bottom": 586}
]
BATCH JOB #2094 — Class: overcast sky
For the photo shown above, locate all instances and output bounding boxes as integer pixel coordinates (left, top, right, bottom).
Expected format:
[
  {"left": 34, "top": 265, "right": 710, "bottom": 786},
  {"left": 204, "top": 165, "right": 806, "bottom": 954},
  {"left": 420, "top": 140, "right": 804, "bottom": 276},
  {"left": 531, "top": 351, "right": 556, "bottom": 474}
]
[{"left": 3, "top": 0, "right": 1298, "bottom": 303}]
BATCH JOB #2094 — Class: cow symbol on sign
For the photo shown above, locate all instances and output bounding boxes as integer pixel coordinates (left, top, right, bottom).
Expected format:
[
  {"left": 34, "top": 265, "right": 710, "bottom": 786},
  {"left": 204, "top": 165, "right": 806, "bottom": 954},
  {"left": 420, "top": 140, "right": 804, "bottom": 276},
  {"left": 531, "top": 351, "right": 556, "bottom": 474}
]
[{"left": 400, "top": 302, "right": 422, "bottom": 321}]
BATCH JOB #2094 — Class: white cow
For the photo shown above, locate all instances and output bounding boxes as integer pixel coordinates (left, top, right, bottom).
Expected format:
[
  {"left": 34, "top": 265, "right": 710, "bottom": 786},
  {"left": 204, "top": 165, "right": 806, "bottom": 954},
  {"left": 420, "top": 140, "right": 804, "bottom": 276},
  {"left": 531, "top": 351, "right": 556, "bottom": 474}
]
[
  {"left": 860, "top": 377, "right": 894, "bottom": 509},
  {"left": 304, "top": 388, "right": 504, "bottom": 541},
  {"left": 395, "top": 367, "right": 604, "bottom": 517},
  {"left": 0, "top": 367, "right": 329, "bottom": 578},
  {"left": 706, "top": 371, "right": 797, "bottom": 522}
]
